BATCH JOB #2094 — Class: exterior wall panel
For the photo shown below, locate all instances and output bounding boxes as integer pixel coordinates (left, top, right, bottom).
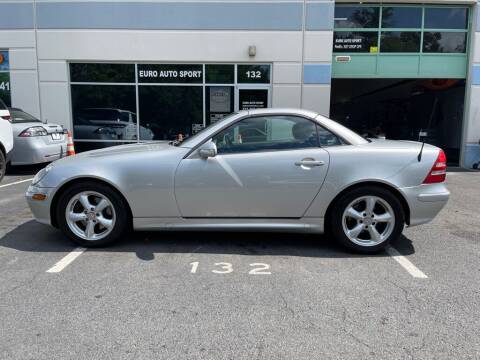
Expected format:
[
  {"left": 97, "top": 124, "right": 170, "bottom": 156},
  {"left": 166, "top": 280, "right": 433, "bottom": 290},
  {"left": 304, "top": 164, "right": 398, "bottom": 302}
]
[
  {"left": 39, "top": 82, "right": 71, "bottom": 130},
  {"left": 272, "top": 85, "right": 302, "bottom": 108},
  {"left": 10, "top": 71, "right": 40, "bottom": 117},
  {"left": 0, "top": 3, "right": 34, "bottom": 30},
  {"left": 38, "top": 61, "right": 69, "bottom": 83},
  {"left": 9, "top": 49, "right": 37, "bottom": 70},
  {"left": 302, "top": 85, "right": 331, "bottom": 116},
  {"left": 36, "top": 31, "right": 303, "bottom": 63},
  {"left": 304, "top": 31, "right": 334, "bottom": 62},
  {"left": 305, "top": 2, "right": 335, "bottom": 31},
  {"left": 273, "top": 63, "right": 302, "bottom": 84},
  {"left": 36, "top": 2, "right": 303, "bottom": 31},
  {"left": 463, "top": 4, "right": 480, "bottom": 168}
]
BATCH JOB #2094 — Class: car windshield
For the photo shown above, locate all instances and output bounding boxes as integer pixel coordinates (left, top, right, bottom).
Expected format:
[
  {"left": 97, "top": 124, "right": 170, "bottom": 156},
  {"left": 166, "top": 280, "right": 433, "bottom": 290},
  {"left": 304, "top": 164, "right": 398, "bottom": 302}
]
[
  {"left": 10, "top": 109, "right": 41, "bottom": 124},
  {"left": 173, "top": 112, "right": 240, "bottom": 147}
]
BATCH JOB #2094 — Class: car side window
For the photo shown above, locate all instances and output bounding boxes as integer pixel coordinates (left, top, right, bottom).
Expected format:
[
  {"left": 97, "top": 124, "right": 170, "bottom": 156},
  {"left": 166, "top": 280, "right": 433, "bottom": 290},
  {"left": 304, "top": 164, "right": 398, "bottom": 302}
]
[
  {"left": 212, "top": 115, "right": 319, "bottom": 155},
  {"left": 317, "top": 125, "right": 343, "bottom": 147}
]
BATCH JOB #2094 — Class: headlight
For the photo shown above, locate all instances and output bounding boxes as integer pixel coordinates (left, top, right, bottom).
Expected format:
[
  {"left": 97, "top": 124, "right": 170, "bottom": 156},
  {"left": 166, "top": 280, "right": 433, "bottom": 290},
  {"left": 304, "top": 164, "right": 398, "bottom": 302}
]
[
  {"left": 32, "top": 164, "right": 53, "bottom": 185},
  {"left": 19, "top": 126, "right": 48, "bottom": 137}
]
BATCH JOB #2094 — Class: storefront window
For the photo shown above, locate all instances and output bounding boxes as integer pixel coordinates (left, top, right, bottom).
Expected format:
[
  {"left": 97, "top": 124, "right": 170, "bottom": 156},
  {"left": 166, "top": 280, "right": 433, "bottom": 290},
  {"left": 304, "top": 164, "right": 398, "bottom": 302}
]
[
  {"left": 334, "top": 6, "right": 379, "bottom": 28},
  {"left": 0, "top": 50, "right": 10, "bottom": 106},
  {"left": 70, "top": 63, "right": 272, "bottom": 151},
  {"left": 137, "top": 64, "right": 203, "bottom": 84},
  {"left": 333, "top": 32, "right": 378, "bottom": 53},
  {"left": 206, "top": 86, "right": 234, "bottom": 125},
  {"left": 237, "top": 65, "right": 270, "bottom": 84},
  {"left": 70, "top": 84, "right": 137, "bottom": 141},
  {"left": 238, "top": 89, "right": 269, "bottom": 110},
  {"left": 139, "top": 86, "right": 203, "bottom": 140},
  {"left": 380, "top": 32, "right": 421, "bottom": 52},
  {"left": 70, "top": 63, "right": 135, "bottom": 83},
  {"left": 334, "top": 5, "right": 469, "bottom": 55},
  {"left": 424, "top": 8, "right": 468, "bottom": 30},
  {"left": 423, "top": 32, "right": 467, "bottom": 53},
  {"left": 206, "top": 65, "right": 234, "bottom": 83},
  {"left": 381, "top": 7, "right": 422, "bottom": 29}
]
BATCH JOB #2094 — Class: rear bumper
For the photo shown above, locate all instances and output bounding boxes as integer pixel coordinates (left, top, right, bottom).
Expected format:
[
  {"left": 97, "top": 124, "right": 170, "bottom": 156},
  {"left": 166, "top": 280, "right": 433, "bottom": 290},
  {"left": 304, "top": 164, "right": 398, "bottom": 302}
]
[
  {"left": 25, "top": 185, "right": 55, "bottom": 225},
  {"left": 11, "top": 137, "right": 68, "bottom": 165},
  {"left": 400, "top": 183, "right": 449, "bottom": 226}
]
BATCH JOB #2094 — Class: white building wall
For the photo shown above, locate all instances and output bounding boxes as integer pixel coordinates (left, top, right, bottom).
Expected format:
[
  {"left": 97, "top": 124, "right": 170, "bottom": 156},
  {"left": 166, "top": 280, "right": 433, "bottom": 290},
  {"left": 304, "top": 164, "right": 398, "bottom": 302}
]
[
  {"left": 464, "top": 3, "right": 480, "bottom": 168},
  {"left": 1, "top": 0, "right": 335, "bottom": 133},
  {"left": 2, "top": 31, "right": 40, "bottom": 117}
]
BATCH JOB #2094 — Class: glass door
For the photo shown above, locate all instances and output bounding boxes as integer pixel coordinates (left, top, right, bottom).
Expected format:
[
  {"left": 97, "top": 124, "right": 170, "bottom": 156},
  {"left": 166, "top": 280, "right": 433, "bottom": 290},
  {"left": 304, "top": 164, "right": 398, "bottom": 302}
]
[{"left": 236, "top": 87, "right": 270, "bottom": 111}]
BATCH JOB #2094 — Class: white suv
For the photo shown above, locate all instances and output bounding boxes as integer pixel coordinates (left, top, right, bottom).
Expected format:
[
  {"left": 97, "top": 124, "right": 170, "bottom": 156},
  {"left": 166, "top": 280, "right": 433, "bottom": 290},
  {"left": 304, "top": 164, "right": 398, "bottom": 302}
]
[{"left": 0, "top": 99, "right": 13, "bottom": 182}]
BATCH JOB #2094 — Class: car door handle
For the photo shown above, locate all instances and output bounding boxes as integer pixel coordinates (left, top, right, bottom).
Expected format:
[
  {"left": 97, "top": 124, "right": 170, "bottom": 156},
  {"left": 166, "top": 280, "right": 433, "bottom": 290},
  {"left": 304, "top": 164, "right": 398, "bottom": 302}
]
[{"left": 294, "top": 159, "right": 325, "bottom": 167}]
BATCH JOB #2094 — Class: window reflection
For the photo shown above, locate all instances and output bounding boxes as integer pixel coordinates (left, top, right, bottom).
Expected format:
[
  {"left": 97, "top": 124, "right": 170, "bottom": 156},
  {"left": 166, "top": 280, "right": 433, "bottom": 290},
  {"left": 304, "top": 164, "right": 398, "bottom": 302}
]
[
  {"left": 71, "top": 85, "right": 138, "bottom": 141},
  {"left": 333, "top": 32, "right": 379, "bottom": 53},
  {"left": 334, "top": 6, "right": 379, "bottom": 28},
  {"left": 381, "top": 32, "right": 421, "bottom": 52},
  {"left": 424, "top": 8, "right": 468, "bottom": 29},
  {"left": 139, "top": 86, "right": 203, "bottom": 141},
  {"left": 381, "top": 7, "right": 422, "bottom": 28},
  {"left": 423, "top": 32, "right": 466, "bottom": 53},
  {"left": 213, "top": 116, "right": 319, "bottom": 154},
  {"left": 70, "top": 63, "right": 135, "bottom": 83}
]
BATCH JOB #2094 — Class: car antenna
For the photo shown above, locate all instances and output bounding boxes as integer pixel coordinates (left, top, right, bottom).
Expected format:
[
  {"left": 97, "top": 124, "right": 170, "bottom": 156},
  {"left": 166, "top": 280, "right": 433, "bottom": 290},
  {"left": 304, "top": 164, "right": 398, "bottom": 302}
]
[{"left": 418, "top": 97, "right": 438, "bottom": 162}]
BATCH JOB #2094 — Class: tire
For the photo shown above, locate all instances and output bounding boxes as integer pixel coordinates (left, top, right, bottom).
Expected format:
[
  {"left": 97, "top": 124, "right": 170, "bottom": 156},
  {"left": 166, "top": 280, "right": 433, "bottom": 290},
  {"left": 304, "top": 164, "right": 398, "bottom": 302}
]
[
  {"left": 330, "top": 186, "right": 405, "bottom": 254},
  {"left": 473, "top": 163, "right": 479, "bottom": 170},
  {"left": 56, "top": 181, "right": 130, "bottom": 247},
  {"left": 0, "top": 150, "right": 5, "bottom": 183}
]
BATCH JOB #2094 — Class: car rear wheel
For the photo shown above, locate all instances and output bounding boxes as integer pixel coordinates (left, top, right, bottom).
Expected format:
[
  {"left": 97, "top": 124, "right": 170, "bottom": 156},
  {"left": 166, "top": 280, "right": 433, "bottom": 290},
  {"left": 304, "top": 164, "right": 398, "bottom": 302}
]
[
  {"left": 330, "top": 186, "right": 405, "bottom": 254},
  {"left": 0, "top": 150, "right": 5, "bottom": 182},
  {"left": 56, "top": 182, "right": 130, "bottom": 247}
]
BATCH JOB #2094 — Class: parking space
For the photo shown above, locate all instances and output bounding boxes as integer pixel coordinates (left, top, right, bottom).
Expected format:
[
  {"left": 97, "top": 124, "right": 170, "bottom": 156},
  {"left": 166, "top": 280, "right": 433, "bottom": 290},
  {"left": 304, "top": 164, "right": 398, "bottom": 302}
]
[{"left": 0, "top": 172, "right": 479, "bottom": 359}]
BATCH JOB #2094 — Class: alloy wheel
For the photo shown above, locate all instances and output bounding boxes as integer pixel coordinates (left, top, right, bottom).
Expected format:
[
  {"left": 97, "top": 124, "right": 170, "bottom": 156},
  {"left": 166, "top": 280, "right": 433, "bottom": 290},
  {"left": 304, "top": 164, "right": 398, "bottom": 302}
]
[
  {"left": 342, "top": 195, "right": 395, "bottom": 247},
  {"left": 65, "top": 191, "right": 116, "bottom": 241}
]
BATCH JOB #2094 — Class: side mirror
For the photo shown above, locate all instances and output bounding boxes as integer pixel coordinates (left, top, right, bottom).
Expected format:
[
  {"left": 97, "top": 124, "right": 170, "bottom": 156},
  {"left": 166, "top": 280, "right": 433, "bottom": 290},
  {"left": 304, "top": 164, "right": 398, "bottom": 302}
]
[{"left": 198, "top": 140, "right": 217, "bottom": 159}]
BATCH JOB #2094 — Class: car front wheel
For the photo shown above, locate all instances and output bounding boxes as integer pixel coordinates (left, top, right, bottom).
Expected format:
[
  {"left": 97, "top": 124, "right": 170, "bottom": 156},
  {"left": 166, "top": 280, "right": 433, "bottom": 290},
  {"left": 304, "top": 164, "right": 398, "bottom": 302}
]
[
  {"left": 56, "top": 182, "right": 130, "bottom": 247},
  {"left": 330, "top": 186, "right": 405, "bottom": 254}
]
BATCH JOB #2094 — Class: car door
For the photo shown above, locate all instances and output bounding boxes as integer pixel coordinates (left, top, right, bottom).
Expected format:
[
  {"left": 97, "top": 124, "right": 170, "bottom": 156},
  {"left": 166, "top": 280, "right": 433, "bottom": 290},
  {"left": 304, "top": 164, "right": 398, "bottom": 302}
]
[{"left": 174, "top": 114, "right": 330, "bottom": 218}]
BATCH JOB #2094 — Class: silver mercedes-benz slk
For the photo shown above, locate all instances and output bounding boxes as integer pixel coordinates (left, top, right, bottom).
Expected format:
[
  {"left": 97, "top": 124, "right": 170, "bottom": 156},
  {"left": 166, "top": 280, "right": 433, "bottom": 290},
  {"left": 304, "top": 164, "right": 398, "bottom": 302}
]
[{"left": 26, "top": 108, "right": 449, "bottom": 253}]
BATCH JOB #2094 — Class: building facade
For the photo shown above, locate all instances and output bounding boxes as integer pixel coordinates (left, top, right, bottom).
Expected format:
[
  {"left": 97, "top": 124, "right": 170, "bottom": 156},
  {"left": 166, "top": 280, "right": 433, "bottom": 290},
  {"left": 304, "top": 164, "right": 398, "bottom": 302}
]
[{"left": 0, "top": 0, "right": 478, "bottom": 167}]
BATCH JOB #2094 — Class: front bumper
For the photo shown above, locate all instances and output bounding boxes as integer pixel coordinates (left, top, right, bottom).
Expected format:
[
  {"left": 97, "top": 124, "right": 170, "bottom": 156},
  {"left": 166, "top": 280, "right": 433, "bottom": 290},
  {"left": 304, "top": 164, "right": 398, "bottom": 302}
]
[
  {"left": 25, "top": 185, "right": 56, "bottom": 225},
  {"left": 400, "top": 183, "right": 450, "bottom": 227}
]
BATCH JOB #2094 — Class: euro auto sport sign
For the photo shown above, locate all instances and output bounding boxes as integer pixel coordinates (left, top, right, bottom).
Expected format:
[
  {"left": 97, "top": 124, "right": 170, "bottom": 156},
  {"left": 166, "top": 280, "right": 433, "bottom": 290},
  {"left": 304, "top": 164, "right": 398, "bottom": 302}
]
[{"left": 137, "top": 64, "right": 203, "bottom": 83}]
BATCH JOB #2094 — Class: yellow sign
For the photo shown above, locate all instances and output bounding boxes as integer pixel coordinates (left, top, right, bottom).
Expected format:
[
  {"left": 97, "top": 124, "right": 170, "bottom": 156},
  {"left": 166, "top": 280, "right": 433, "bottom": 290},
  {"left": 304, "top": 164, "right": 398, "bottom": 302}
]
[{"left": 370, "top": 46, "right": 378, "bottom": 53}]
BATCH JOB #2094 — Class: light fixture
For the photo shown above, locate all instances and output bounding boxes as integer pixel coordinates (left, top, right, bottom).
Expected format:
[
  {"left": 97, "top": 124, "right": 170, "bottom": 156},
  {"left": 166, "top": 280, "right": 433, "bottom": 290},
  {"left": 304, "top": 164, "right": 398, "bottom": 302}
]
[{"left": 248, "top": 45, "right": 256, "bottom": 57}]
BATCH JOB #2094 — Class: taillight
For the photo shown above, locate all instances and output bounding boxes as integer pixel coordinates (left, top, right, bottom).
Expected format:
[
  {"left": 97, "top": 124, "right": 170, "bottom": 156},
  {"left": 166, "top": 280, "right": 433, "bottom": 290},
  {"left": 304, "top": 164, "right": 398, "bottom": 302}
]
[
  {"left": 18, "top": 126, "right": 48, "bottom": 137},
  {"left": 423, "top": 150, "right": 447, "bottom": 184},
  {"left": 0, "top": 115, "right": 11, "bottom": 121}
]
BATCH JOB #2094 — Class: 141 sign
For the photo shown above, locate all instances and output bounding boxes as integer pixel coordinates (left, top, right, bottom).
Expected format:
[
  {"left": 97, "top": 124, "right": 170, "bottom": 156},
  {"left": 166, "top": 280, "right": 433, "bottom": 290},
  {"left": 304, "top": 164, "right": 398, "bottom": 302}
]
[{"left": 0, "top": 73, "right": 11, "bottom": 106}]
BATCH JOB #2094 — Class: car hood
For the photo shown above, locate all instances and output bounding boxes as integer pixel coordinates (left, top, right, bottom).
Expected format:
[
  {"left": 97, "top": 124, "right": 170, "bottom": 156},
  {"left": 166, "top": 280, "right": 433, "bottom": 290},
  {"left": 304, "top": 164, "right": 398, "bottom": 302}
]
[
  {"left": 37, "top": 141, "right": 190, "bottom": 188},
  {"left": 50, "top": 141, "right": 180, "bottom": 168},
  {"left": 76, "top": 141, "right": 171, "bottom": 158}
]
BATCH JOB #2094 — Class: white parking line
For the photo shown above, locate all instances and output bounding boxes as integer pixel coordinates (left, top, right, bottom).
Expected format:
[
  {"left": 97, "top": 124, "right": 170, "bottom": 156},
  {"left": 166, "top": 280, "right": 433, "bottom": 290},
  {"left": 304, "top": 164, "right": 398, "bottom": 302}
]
[
  {"left": 0, "top": 178, "right": 33, "bottom": 188},
  {"left": 386, "top": 246, "right": 428, "bottom": 279},
  {"left": 46, "top": 248, "right": 86, "bottom": 273}
]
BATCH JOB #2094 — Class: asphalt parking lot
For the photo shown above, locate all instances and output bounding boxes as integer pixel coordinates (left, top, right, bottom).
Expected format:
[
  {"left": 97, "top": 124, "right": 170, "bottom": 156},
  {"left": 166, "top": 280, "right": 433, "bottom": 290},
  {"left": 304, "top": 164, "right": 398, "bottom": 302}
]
[{"left": 0, "top": 170, "right": 479, "bottom": 360}]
